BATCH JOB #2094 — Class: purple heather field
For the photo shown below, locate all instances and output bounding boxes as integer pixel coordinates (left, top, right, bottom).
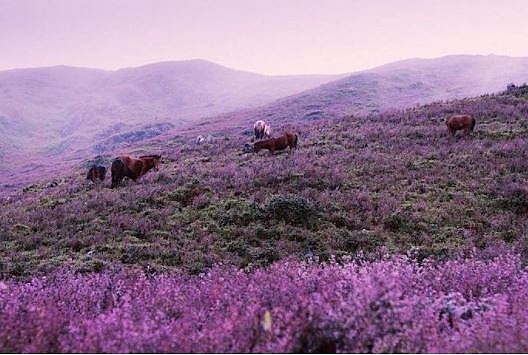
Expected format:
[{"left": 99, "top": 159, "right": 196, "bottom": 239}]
[
  {"left": 2, "top": 72, "right": 528, "bottom": 351},
  {"left": 1, "top": 253, "right": 528, "bottom": 353}
]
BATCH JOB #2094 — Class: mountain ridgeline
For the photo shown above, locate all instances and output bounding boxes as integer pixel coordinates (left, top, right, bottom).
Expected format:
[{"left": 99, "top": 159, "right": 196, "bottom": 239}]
[{"left": 220, "top": 54, "right": 528, "bottom": 125}]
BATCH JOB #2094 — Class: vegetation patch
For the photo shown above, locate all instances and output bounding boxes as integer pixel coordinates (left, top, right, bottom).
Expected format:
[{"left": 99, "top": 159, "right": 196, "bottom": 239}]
[
  {"left": 3, "top": 89, "right": 528, "bottom": 278},
  {"left": 495, "top": 183, "right": 528, "bottom": 215},
  {"left": 263, "top": 195, "right": 322, "bottom": 229}
]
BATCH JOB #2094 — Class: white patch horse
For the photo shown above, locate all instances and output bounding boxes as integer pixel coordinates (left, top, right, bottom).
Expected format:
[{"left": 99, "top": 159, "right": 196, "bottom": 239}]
[{"left": 254, "top": 120, "right": 271, "bottom": 140}]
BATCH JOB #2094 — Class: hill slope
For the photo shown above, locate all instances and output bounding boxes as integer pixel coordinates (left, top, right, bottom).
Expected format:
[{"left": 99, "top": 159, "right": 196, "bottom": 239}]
[
  {"left": 3, "top": 55, "right": 528, "bottom": 188},
  {"left": 2, "top": 86, "right": 528, "bottom": 278}
]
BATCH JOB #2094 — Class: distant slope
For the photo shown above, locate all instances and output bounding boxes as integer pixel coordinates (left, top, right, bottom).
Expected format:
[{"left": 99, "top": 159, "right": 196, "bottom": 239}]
[{"left": 228, "top": 54, "right": 528, "bottom": 124}]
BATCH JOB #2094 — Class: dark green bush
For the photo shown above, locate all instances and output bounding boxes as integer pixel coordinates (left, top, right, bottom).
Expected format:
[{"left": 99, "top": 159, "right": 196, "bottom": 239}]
[{"left": 264, "top": 195, "right": 322, "bottom": 229}]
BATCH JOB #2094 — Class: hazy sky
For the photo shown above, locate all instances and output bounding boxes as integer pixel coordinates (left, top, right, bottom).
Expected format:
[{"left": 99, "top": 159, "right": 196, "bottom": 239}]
[{"left": 1, "top": 0, "right": 527, "bottom": 75}]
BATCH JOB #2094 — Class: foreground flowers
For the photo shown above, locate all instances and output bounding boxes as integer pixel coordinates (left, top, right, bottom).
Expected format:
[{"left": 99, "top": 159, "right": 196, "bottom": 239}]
[{"left": 1, "top": 252, "right": 527, "bottom": 353}]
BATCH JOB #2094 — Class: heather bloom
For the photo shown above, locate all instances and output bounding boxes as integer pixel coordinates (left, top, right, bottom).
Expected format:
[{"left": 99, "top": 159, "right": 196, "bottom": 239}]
[
  {"left": 3, "top": 88, "right": 528, "bottom": 278},
  {"left": 1, "top": 253, "right": 528, "bottom": 353}
]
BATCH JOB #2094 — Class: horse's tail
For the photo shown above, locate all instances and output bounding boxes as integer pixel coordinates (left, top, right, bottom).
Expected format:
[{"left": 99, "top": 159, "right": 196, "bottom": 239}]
[
  {"left": 293, "top": 133, "right": 298, "bottom": 148},
  {"left": 470, "top": 117, "right": 476, "bottom": 131}
]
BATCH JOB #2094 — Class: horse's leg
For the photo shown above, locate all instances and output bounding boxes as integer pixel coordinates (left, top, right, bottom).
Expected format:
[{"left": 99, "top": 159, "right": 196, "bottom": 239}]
[
  {"left": 447, "top": 128, "right": 455, "bottom": 142},
  {"left": 111, "top": 175, "right": 121, "bottom": 188}
]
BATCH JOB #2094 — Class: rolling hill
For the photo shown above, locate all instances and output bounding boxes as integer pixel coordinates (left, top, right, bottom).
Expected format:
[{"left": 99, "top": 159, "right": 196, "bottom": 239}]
[
  {"left": 2, "top": 72, "right": 528, "bottom": 353},
  {"left": 3, "top": 84, "right": 528, "bottom": 279},
  {"left": 2, "top": 54, "right": 528, "bottom": 189},
  {"left": 0, "top": 60, "right": 340, "bottom": 186},
  {"left": 217, "top": 54, "right": 528, "bottom": 125}
]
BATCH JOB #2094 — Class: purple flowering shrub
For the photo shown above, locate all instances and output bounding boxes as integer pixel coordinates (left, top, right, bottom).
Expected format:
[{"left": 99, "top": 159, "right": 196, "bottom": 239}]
[{"left": 1, "top": 252, "right": 528, "bottom": 353}]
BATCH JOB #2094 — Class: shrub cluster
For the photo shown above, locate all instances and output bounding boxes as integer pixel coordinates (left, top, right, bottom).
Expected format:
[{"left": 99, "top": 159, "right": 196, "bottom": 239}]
[{"left": 505, "top": 83, "right": 528, "bottom": 98}]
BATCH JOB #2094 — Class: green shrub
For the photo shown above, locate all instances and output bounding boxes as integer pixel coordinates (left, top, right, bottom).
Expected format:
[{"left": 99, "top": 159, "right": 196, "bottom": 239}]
[{"left": 264, "top": 195, "right": 322, "bottom": 229}]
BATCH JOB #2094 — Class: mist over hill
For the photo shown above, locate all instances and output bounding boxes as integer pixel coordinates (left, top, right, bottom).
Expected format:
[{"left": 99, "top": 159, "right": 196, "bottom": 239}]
[{"left": 225, "top": 55, "right": 528, "bottom": 125}]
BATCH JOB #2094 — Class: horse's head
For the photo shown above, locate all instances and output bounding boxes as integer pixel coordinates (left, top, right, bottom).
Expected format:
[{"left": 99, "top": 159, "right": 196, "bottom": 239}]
[
  {"left": 138, "top": 154, "right": 161, "bottom": 172},
  {"left": 254, "top": 120, "right": 265, "bottom": 129},
  {"left": 86, "top": 167, "right": 95, "bottom": 181},
  {"left": 253, "top": 139, "right": 271, "bottom": 153},
  {"left": 96, "top": 166, "right": 107, "bottom": 180},
  {"left": 87, "top": 165, "right": 106, "bottom": 182}
]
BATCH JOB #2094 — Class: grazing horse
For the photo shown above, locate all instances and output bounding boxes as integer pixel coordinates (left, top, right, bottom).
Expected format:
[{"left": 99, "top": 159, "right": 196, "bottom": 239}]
[
  {"left": 111, "top": 154, "right": 161, "bottom": 188},
  {"left": 446, "top": 114, "right": 476, "bottom": 137},
  {"left": 253, "top": 132, "right": 298, "bottom": 155},
  {"left": 86, "top": 165, "right": 107, "bottom": 183},
  {"left": 254, "top": 120, "right": 271, "bottom": 140}
]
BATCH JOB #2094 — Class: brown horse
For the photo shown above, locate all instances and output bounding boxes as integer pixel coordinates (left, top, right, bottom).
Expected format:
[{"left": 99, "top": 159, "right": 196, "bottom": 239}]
[
  {"left": 86, "top": 165, "right": 107, "bottom": 183},
  {"left": 253, "top": 132, "right": 298, "bottom": 155},
  {"left": 446, "top": 114, "right": 476, "bottom": 136},
  {"left": 111, "top": 154, "right": 161, "bottom": 188},
  {"left": 254, "top": 120, "right": 271, "bottom": 140}
]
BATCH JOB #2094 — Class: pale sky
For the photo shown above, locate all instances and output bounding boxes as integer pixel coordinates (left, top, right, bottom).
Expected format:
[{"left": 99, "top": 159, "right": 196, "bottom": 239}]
[{"left": 1, "top": 0, "right": 527, "bottom": 75}]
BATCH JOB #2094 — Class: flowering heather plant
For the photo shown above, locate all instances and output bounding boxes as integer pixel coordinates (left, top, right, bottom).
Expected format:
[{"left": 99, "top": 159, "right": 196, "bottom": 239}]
[{"left": 1, "top": 253, "right": 528, "bottom": 353}]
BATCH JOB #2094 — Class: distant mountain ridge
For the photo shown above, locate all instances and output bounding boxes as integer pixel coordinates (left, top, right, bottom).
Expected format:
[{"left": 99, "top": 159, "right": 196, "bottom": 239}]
[
  {"left": 2, "top": 55, "right": 528, "bottom": 188},
  {"left": 228, "top": 55, "right": 528, "bottom": 125}
]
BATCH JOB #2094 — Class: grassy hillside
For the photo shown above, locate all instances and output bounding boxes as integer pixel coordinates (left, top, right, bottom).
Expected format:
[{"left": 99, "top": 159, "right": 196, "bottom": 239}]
[
  {"left": 2, "top": 84, "right": 528, "bottom": 353},
  {"left": 2, "top": 85, "right": 528, "bottom": 279}
]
